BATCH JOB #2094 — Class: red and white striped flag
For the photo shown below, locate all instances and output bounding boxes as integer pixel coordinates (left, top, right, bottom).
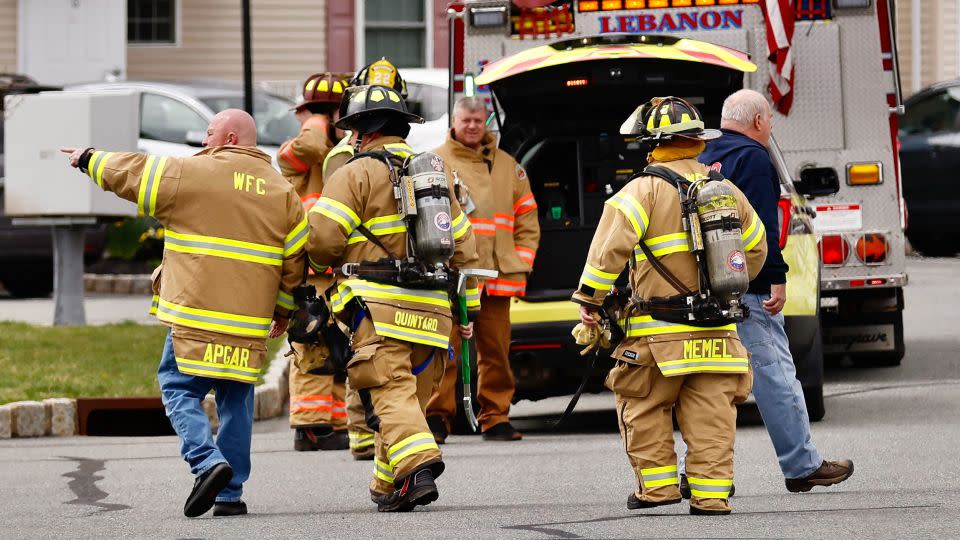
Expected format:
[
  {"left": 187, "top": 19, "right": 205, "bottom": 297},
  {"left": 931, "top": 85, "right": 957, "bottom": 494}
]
[{"left": 760, "top": 0, "right": 795, "bottom": 114}]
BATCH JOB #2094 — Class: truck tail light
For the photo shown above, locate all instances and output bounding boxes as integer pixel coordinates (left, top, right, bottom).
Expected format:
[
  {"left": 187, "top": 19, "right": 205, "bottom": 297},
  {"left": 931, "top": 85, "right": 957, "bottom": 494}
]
[
  {"left": 819, "top": 235, "right": 849, "bottom": 266},
  {"left": 855, "top": 233, "right": 888, "bottom": 264},
  {"left": 777, "top": 196, "right": 792, "bottom": 249},
  {"left": 847, "top": 162, "right": 882, "bottom": 185}
]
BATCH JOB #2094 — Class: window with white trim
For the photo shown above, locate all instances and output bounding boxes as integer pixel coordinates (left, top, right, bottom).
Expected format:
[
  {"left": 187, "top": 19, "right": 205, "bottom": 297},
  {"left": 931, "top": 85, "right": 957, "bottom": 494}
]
[
  {"left": 128, "top": 0, "right": 176, "bottom": 45},
  {"left": 363, "top": 0, "right": 426, "bottom": 68}
]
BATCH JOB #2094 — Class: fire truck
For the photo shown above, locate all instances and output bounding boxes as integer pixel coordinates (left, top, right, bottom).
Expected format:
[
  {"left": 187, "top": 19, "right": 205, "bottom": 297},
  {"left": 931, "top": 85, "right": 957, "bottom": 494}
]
[{"left": 445, "top": 0, "right": 905, "bottom": 417}]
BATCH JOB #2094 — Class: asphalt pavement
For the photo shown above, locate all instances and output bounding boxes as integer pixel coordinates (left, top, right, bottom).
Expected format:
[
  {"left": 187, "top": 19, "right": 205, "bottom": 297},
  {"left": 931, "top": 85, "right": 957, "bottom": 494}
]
[{"left": 1, "top": 257, "right": 958, "bottom": 538}]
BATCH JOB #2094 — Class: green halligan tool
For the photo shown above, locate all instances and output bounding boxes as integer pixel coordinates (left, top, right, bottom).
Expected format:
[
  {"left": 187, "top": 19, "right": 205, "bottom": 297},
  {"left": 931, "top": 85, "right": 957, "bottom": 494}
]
[{"left": 456, "top": 268, "right": 498, "bottom": 433}]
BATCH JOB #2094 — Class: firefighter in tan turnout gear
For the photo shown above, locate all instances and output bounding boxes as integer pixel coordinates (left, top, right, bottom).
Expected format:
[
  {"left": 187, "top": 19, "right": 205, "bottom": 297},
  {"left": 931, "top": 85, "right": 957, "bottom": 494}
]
[
  {"left": 572, "top": 97, "right": 767, "bottom": 516},
  {"left": 278, "top": 72, "right": 351, "bottom": 452},
  {"left": 426, "top": 96, "right": 540, "bottom": 442},
  {"left": 320, "top": 59, "right": 412, "bottom": 460},
  {"left": 62, "top": 109, "right": 307, "bottom": 518},
  {"left": 306, "top": 85, "right": 482, "bottom": 512}
]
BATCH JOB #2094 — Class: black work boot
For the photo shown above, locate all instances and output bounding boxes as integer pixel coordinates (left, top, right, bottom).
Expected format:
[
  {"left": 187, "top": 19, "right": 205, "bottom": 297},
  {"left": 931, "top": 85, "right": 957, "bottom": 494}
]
[
  {"left": 352, "top": 446, "right": 375, "bottom": 461},
  {"left": 213, "top": 500, "right": 247, "bottom": 516},
  {"left": 377, "top": 464, "right": 443, "bottom": 512},
  {"left": 426, "top": 415, "right": 448, "bottom": 445},
  {"left": 785, "top": 459, "right": 854, "bottom": 493},
  {"left": 482, "top": 422, "right": 522, "bottom": 441},
  {"left": 294, "top": 426, "right": 349, "bottom": 451},
  {"left": 627, "top": 492, "right": 682, "bottom": 510},
  {"left": 184, "top": 463, "right": 233, "bottom": 518}
]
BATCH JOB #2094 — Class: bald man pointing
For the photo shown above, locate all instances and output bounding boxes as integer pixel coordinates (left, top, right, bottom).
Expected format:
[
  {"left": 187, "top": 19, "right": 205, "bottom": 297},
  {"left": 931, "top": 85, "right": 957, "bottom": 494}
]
[{"left": 63, "top": 109, "right": 307, "bottom": 517}]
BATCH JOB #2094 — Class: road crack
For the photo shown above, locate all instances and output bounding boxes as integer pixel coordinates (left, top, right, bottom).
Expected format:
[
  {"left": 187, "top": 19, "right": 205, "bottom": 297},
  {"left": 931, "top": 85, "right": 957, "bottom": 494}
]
[{"left": 61, "top": 456, "right": 130, "bottom": 514}]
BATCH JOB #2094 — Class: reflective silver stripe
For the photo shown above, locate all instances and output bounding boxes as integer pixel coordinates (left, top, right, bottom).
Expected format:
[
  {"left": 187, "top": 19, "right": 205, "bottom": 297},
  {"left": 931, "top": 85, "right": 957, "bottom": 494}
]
[
  {"left": 486, "top": 282, "right": 525, "bottom": 293},
  {"left": 164, "top": 234, "right": 283, "bottom": 263},
  {"left": 387, "top": 435, "right": 436, "bottom": 462},
  {"left": 175, "top": 359, "right": 260, "bottom": 380},
  {"left": 277, "top": 290, "right": 295, "bottom": 310},
  {"left": 375, "top": 460, "right": 395, "bottom": 480},
  {"left": 140, "top": 155, "right": 163, "bottom": 216},
  {"left": 688, "top": 483, "right": 731, "bottom": 493},
  {"left": 471, "top": 223, "right": 496, "bottom": 232},
  {"left": 344, "top": 281, "right": 450, "bottom": 303},
  {"left": 284, "top": 221, "right": 309, "bottom": 254},
  {"left": 742, "top": 213, "right": 763, "bottom": 250},
  {"left": 642, "top": 471, "right": 678, "bottom": 482},
  {"left": 635, "top": 236, "right": 691, "bottom": 260},
  {"left": 87, "top": 151, "right": 105, "bottom": 186},
  {"left": 607, "top": 193, "right": 648, "bottom": 236},
  {"left": 156, "top": 304, "right": 271, "bottom": 332},
  {"left": 373, "top": 323, "right": 449, "bottom": 348},
  {"left": 346, "top": 217, "right": 406, "bottom": 243},
  {"left": 312, "top": 198, "right": 360, "bottom": 233}
]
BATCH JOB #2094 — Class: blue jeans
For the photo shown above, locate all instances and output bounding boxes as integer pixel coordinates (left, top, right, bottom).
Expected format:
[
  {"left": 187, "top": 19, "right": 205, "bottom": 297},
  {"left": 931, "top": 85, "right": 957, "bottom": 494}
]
[
  {"left": 677, "top": 292, "right": 822, "bottom": 480},
  {"left": 157, "top": 330, "right": 255, "bottom": 502}
]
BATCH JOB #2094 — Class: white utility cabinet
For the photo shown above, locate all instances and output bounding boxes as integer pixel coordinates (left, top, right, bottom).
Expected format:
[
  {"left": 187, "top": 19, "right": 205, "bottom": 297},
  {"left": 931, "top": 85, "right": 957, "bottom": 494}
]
[{"left": 4, "top": 90, "right": 139, "bottom": 217}]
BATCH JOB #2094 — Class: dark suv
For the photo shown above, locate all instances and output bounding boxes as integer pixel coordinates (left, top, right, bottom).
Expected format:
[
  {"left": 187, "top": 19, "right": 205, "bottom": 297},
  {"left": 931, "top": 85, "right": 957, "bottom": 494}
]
[{"left": 0, "top": 74, "right": 107, "bottom": 297}]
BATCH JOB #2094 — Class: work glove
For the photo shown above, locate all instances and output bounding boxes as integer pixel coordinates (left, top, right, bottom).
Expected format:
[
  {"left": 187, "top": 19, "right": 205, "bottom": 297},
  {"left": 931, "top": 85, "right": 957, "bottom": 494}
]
[{"left": 571, "top": 315, "right": 611, "bottom": 356}]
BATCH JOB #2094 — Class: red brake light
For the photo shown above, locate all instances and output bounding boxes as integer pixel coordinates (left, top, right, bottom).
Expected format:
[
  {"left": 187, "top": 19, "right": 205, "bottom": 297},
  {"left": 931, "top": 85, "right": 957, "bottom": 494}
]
[
  {"left": 819, "top": 235, "right": 849, "bottom": 265},
  {"left": 565, "top": 78, "right": 589, "bottom": 87},
  {"left": 777, "top": 196, "right": 792, "bottom": 249},
  {"left": 855, "top": 233, "right": 888, "bottom": 264}
]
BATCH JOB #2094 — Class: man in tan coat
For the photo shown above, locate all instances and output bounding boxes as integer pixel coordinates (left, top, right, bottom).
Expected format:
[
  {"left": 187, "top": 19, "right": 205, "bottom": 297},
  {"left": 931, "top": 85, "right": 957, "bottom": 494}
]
[
  {"left": 278, "top": 72, "right": 352, "bottom": 452},
  {"left": 307, "top": 85, "right": 481, "bottom": 512},
  {"left": 426, "top": 96, "right": 540, "bottom": 442},
  {"left": 573, "top": 97, "right": 766, "bottom": 516},
  {"left": 62, "top": 109, "right": 306, "bottom": 518}
]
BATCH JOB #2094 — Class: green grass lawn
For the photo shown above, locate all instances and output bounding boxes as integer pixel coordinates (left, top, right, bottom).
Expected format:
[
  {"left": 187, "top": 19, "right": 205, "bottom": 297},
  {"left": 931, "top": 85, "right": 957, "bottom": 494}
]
[{"left": 0, "top": 322, "right": 286, "bottom": 404}]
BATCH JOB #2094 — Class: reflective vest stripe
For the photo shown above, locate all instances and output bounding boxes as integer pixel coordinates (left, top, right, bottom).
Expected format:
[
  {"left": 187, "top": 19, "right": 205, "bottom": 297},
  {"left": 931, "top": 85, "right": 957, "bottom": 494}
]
[
  {"left": 484, "top": 278, "right": 526, "bottom": 296},
  {"left": 149, "top": 294, "right": 159, "bottom": 315},
  {"left": 164, "top": 230, "right": 284, "bottom": 266},
  {"left": 659, "top": 360, "right": 749, "bottom": 377},
  {"left": 311, "top": 196, "right": 361, "bottom": 234},
  {"left": 87, "top": 151, "right": 113, "bottom": 188},
  {"left": 634, "top": 232, "right": 692, "bottom": 261},
  {"left": 641, "top": 465, "right": 679, "bottom": 488},
  {"left": 374, "top": 458, "right": 395, "bottom": 482},
  {"left": 494, "top": 213, "right": 515, "bottom": 232},
  {"left": 607, "top": 191, "right": 649, "bottom": 239},
  {"left": 515, "top": 245, "right": 536, "bottom": 265},
  {"left": 137, "top": 155, "right": 168, "bottom": 217},
  {"left": 451, "top": 211, "right": 471, "bottom": 240},
  {"left": 175, "top": 357, "right": 261, "bottom": 383},
  {"left": 470, "top": 219, "right": 496, "bottom": 236},
  {"left": 332, "top": 402, "right": 347, "bottom": 418},
  {"left": 156, "top": 299, "right": 272, "bottom": 337},
  {"left": 382, "top": 142, "right": 414, "bottom": 158},
  {"left": 687, "top": 477, "right": 733, "bottom": 499},
  {"left": 465, "top": 286, "right": 481, "bottom": 309},
  {"left": 308, "top": 255, "right": 329, "bottom": 273},
  {"left": 350, "top": 431, "right": 375, "bottom": 449},
  {"left": 95, "top": 153, "right": 114, "bottom": 189},
  {"left": 284, "top": 216, "right": 309, "bottom": 257},
  {"left": 624, "top": 315, "right": 735, "bottom": 337},
  {"left": 300, "top": 192, "right": 321, "bottom": 211},
  {"left": 513, "top": 193, "right": 537, "bottom": 215},
  {"left": 330, "top": 279, "right": 451, "bottom": 312},
  {"left": 280, "top": 144, "right": 309, "bottom": 173},
  {"left": 322, "top": 139, "right": 355, "bottom": 177},
  {"left": 374, "top": 321, "right": 449, "bottom": 349},
  {"left": 387, "top": 431, "right": 439, "bottom": 468},
  {"left": 346, "top": 214, "right": 407, "bottom": 245},
  {"left": 580, "top": 263, "right": 619, "bottom": 290},
  {"left": 276, "top": 290, "right": 296, "bottom": 311},
  {"left": 741, "top": 211, "right": 765, "bottom": 251}
]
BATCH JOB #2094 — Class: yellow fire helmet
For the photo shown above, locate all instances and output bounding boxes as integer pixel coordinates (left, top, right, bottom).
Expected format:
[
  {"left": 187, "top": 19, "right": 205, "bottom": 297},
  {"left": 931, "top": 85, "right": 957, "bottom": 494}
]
[
  {"left": 350, "top": 58, "right": 408, "bottom": 99},
  {"left": 620, "top": 96, "right": 721, "bottom": 142}
]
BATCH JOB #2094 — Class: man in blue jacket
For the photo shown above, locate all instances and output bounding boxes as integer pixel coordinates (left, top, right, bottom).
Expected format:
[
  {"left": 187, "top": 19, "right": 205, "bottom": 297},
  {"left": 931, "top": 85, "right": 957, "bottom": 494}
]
[{"left": 677, "top": 89, "right": 853, "bottom": 494}]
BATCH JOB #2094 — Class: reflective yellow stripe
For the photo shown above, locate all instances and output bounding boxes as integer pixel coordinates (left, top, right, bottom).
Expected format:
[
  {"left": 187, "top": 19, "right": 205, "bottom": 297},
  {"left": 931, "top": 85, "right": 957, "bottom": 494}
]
[
  {"left": 284, "top": 216, "right": 309, "bottom": 257},
  {"left": 308, "top": 255, "right": 329, "bottom": 273},
  {"left": 374, "top": 322, "right": 449, "bottom": 349},
  {"left": 149, "top": 294, "right": 159, "bottom": 315},
  {"left": 383, "top": 142, "right": 414, "bottom": 158},
  {"left": 387, "top": 432, "right": 439, "bottom": 467},
  {"left": 634, "top": 232, "right": 691, "bottom": 261},
  {"left": 374, "top": 458, "right": 395, "bottom": 482},
  {"left": 96, "top": 152, "right": 114, "bottom": 188},
  {"left": 136, "top": 155, "right": 156, "bottom": 215},
  {"left": 175, "top": 357, "right": 261, "bottom": 383},
  {"left": 640, "top": 465, "right": 680, "bottom": 488},
  {"left": 659, "top": 361, "right": 749, "bottom": 376},
  {"left": 347, "top": 214, "right": 406, "bottom": 245},
  {"left": 322, "top": 139, "right": 354, "bottom": 177},
  {"left": 330, "top": 279, "right": 451, "bottom": 313},
  {"left": 579, "top": 263, "right": 618, "bottom": 290},
  {"left": 164, "top": 230, "right": 283, "bottom": 266},
  {"left": 742, "top": 212, "right": 765, "bottom": 251},
  {"left": 465, "top": 287, "right": 480, "bottom": 309},
  {"left": 87, "top": 151, "right": 113, "bottom": 189},
  {"left": 687, "top": 476, "right": 733, "bottom": 499},
  {"left": 624, "top": 315, "right": 735, "bottom": 337},
  {"left": 277, "top": 290, "right": 295, "bottom": 311},
  {"left": 148, "top": 156, "right": 167, "bottom": 216},
  {"left": 350, "top": 431, "right": 375, "bottom": 449},
  {"left": 310, "top": 196, "right": 361, "bottom": 234},
  {"left": 155, "top": 298, "right": 272, "bottom": 337},
  {"left": 606, "top": 191, "right": 649, "bottom": 239},
  {"left": 451, "top": 211, "right": 471, "bottom": 240}
]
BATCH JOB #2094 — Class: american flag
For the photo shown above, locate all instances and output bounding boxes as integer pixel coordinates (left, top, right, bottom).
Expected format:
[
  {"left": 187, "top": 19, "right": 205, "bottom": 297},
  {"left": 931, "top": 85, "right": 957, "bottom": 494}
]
[{"left": 760, "top": 0, "right": 795, "bottom": 114}]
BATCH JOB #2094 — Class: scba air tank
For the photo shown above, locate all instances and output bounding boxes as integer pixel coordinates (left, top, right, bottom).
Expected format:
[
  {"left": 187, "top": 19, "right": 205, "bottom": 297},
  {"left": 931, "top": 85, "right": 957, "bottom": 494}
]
[
  {"left": 695, "top": 181, "right": 750, "bottom": 306},
  {"left": 407, "top": 152, "right": 455, "bottom": 265}
]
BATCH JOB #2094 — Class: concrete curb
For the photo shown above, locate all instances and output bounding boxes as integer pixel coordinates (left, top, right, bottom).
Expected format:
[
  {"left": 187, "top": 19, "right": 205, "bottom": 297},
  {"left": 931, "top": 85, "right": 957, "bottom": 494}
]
[
  {"left": 83, "top": 273, "right": 152, "bottom": 295},
  {"left": 0, "top": 348, "right": 291, "bottom": 439}
]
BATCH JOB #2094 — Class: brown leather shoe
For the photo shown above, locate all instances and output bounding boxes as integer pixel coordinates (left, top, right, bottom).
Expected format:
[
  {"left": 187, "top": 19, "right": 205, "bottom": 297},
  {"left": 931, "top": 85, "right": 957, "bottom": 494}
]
[
  {"left": 785, "top": 459, "right": 854, "bottom": 493},
  {"left": 482, "top": 422, "right": 522, "bottom": 441}
]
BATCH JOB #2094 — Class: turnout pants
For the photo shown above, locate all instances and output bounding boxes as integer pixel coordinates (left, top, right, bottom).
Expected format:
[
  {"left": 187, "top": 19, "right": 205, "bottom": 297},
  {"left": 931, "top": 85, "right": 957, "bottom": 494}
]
[
  {"left": 348, "top": 317, "right": 445, "bottom": 495},
  {"left": 427, "top": 294, "right": 514, "bottom": 431},
  {"left": 345, "top": 381, "right": 375, "bottom": 456},
  {"left": 288, "top": 343, "right": 347, "bottom": 429},
  {"left": 607, "top": 360, "right": 748, "bottom": 513}
]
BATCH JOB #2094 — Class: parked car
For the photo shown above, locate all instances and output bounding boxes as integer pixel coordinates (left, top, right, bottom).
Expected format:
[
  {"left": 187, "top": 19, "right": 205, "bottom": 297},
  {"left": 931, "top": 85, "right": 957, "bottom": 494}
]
[
  {"left": 0, "top": 74, "right": 107, "bottom": 297},
  {"left": 65, "top": 80, "right": 301, "bottom": 162},
  {"left": 899, "top": 80, "right": 960, "bottom": 256}
]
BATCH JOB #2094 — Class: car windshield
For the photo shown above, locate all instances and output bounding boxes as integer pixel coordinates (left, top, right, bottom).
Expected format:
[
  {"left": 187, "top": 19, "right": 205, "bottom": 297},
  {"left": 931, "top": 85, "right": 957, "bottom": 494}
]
[{"left": 199, "top": 94, "right": 299, "bottom": 146}]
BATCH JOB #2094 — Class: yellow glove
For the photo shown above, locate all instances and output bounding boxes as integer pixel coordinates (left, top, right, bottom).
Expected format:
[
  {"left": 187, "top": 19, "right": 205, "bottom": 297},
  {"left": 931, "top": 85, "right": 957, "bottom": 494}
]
[{"left": 571, "top": 319, "right": 611, "bottom": 356}]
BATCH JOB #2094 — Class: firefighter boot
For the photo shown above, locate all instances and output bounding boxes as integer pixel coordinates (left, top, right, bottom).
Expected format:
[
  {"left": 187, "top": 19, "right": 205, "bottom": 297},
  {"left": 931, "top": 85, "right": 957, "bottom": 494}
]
[
  {"left": 184, "top": 462, "right": 233, "bottom": 518},
  {"left": 213, "top": 500, "right": 247, "bottom": 516},
  {"left": 785, "top": 459, "right": 854, "bottom": 493},
  {"left": 426, "top": 415, "right": 448, "bottom": 445},
  {"left": 627, "top": 492, "right": 682, "bottom": 510},
  {"left": 689, "top": 497, "right": 731, "bottom": 516},
  {"left": 294, "top": 425, "right": 349, "bottom": 451},
  {"left": 377, "top": 462, "right": 445, "bottom": 513}
]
